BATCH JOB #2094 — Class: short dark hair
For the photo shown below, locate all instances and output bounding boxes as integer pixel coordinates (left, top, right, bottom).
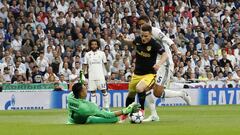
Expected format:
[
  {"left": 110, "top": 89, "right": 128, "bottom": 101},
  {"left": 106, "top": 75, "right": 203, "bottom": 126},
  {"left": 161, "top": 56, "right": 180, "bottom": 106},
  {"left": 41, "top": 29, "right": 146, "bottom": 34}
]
[
  {"left": 138, "top": 15, "right": 150, "bottom": 23},
  {"left": 88, "top": 39, "right": 100, "bottom": 50},
  {"left": 72, "top": 83, "right": 83, "bottom": 99},
  {"left": 141, "top": 24, "right": 152, "bottom": 33}
]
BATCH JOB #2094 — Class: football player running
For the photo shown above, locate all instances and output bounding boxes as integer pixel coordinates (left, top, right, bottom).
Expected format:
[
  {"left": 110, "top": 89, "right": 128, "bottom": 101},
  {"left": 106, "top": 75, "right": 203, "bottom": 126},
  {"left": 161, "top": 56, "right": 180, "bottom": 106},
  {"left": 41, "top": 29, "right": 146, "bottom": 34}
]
[
  {"left": 119, "top": 24, "right": 169, "bottom": 123},
  {"left": 138, "top": 15, "right": 191, "bottom": 122}
]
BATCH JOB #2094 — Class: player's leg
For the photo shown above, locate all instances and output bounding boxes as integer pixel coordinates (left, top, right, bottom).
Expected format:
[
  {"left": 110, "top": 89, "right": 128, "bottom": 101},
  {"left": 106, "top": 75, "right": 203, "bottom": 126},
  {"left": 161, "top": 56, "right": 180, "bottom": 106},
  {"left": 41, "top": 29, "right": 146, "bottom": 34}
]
[
  {"left": 136, "top": 81, "right": 146, "bottom": 111},
  {"left": 154, "top": 66, "right": 177, "bottom": 97},
  {"left": 143, "top": 90, "right": 159, "bottom": 122},
  {"left": 119, "top": 74, "right": 138, "bottom": 123},
  {"left": 135, "top": 74, "right": 155, "bottom": 111},
  {"left": 119, "top": 91, "right": 136, "bottom": 123},
  {"left": 89, "top": 80, "right": 97, "bottom": 104},
  {"left": 144, "top": 66, "right": 182, "bottom": 122},
  {"left": 154, "top": 66, "right": 191, "bottom": 105},
  {"left": 98, "top": 80, "right": 109, "bottom": 110},
  {"left": 139, "top": 77, "right": 159, "bottom": 121},
  {"left": 86, "top": 116, "right": 119, "bottom": 124},
  {"left": 126, "top": 74, "right": 140, "bottom": 107},
  {"left": 137, "top": 75, "right": 159, "bottom": 122}
]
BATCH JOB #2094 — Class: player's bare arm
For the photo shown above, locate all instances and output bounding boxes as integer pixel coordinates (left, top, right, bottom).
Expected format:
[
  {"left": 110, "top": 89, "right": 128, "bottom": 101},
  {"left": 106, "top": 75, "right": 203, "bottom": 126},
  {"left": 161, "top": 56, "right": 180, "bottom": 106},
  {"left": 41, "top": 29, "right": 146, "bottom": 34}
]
[
  {"left": 153, "top": 52, "right": 168, "bottom": 71},
  {"left": 104, "top": 63, "right": 109, "bottom": 72},
  {"left": 82, "top": 64, "right": 88, "bottom": 77},
  {"left": 171, "top": 43, "right": 182, "bottom": 55},
  {"left": 118, "top": 33, "right": 135, "bottom": 46}
]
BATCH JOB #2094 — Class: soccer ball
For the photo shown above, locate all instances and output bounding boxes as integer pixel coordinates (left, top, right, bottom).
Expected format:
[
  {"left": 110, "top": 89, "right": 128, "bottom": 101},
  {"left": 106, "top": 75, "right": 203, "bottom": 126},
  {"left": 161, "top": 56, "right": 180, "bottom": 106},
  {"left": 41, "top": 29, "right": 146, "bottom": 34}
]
[{"left": 129, "top": 111, "right": 144, "bottom": 124}]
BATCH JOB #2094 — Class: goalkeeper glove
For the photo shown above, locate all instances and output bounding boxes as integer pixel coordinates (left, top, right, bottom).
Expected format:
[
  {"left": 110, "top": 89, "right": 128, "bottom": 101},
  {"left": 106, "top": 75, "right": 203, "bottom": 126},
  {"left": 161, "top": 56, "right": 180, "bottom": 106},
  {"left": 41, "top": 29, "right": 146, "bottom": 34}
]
[{"left": 121, "top": 102, "right": 141, "bottom": 115}]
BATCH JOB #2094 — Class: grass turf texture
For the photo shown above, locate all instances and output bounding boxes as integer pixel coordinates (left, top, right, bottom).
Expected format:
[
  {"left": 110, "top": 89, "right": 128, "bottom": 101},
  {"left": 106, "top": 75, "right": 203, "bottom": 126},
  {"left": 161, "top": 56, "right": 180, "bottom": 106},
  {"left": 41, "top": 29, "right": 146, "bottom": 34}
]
[{"left": 0, "top": 105, "right": 240, "bottom": 135}]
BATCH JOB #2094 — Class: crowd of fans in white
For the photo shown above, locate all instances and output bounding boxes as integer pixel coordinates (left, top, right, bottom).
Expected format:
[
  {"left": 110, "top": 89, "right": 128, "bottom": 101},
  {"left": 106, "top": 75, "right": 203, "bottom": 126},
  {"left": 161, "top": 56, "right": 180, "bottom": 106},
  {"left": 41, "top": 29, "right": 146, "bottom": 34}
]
[{"left": 0, "top": 0, "right": 239, "bottom": 86}]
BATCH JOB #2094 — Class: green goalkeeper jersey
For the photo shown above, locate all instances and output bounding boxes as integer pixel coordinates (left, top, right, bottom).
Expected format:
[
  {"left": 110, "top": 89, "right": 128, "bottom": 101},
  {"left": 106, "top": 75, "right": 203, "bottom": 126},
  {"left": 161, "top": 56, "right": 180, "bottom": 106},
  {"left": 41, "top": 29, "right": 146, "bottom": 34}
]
[{"left": 67, "top": 92, "right": 118, "bottom": 124}]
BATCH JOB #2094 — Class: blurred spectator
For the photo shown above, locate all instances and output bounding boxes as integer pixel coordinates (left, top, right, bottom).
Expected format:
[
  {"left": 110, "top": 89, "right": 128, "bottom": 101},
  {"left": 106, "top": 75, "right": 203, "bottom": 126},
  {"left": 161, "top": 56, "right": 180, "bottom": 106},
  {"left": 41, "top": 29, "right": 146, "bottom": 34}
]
[
  {"left": 233, "top": 68, "right": 240, "bottom": 83},
  {"left": 59, "top": 62, "right": 72, "bottom": 82},
  {"left": 234, "top": 43, "right": 240, "bottom": 66},
  {"left": 173, "top": 72, "right": 186, "bottom": 82},
  {"left": 219, "top": 51, "right": 233, "bottom": 70},
  {"left": 69, "top": 68, "right": 79, "bottom": 84},
  {"left": 36, "top": 51, "right": 48, "bottom": 75},
  {"left": 43, "top": 67, "right": 59, "bottom": 83},
  {"left": 15, "top": 74, "right": 25, "bottom": 84},
  {"left": 31, "top": 65, "right": 43, "bottom": 83},
  {"left": 58, "top": 74, "right": 68, "bottom": 90},
  {"left": 2, "top": 67, "right": 11, "bottom": 83},
  {"left": 226, "top": 72, "right": 234, "bottom": 88},
  {"left": 21, "top": 39, "right": 33, "bottom": 57},
  {"left": 11, "top": 34, "right": 22, "bottom": 52},
  {"left": 206, "top": 72, "right": 214, "bottom": 81}
]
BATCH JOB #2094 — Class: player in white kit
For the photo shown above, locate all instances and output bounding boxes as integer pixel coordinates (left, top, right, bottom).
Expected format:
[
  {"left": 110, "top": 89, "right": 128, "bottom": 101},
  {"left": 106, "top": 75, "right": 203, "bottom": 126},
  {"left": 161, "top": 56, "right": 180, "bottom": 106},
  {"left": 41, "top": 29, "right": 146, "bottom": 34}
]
[
  {"left": 136, "top": 16, "right": 192, "bottom": 122},
  {"left": 83, "top": 39, "right": 109, "bottom": 110}
]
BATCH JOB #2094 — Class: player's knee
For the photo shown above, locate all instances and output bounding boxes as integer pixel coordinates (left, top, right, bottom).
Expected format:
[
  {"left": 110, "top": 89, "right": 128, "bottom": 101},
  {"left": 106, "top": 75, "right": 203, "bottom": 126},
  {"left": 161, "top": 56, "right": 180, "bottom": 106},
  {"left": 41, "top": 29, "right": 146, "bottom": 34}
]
[
  {"left": 136, "top": 85, "right": 145, "bottom": 93},
  {"left": 91, "top": 91, "right": 96, "bottom": 94},
  {"left": 101, "top": 90, "right": 108, "bottom": 96},
  {"left": 153, "top": 85, "right": 164, "bottom": 98},
  {"left": 128, "top": 92, "right": 136, "bottom": 98},
  {"left": 136, "top": 81, "right": 147, "bottom": 93},
  {"left": 101, "top": 90, "right": 107, "bottom": 93}
]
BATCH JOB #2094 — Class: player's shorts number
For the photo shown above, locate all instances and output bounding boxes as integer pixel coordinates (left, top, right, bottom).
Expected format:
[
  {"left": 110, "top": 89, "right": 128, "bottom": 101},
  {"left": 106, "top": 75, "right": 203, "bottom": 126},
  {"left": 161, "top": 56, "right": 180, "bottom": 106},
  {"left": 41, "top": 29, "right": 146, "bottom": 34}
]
[
  {"left": 156, "top": 76, "right": 162, "bottom": 83},
  {"left": 100, "top": 83, "right": 106, "bottom": 89}
]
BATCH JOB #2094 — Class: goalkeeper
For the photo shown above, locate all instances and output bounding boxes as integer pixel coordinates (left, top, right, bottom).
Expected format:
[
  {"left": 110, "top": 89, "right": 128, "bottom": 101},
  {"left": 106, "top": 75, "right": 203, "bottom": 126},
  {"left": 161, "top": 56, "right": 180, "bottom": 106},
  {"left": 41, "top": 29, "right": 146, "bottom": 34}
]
[{"left": 67, "top": 82, "right": 141, "bottom": 124}]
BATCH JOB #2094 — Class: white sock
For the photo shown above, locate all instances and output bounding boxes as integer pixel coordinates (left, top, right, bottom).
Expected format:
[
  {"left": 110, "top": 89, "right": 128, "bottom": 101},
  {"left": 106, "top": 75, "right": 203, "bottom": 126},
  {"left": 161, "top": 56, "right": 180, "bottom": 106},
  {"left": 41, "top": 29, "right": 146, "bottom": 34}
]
[
  {"left": 146, "top": 91, "right": 158, "bottom": 116},
  {"left": 164, "top": 89, "right": 184, "bottom": 98},
  {"left": 91, "top": 93, "right": 96, "bottom": 104},
  {"left": 103, "top": 92, "right": 109, "bottom": 109}
]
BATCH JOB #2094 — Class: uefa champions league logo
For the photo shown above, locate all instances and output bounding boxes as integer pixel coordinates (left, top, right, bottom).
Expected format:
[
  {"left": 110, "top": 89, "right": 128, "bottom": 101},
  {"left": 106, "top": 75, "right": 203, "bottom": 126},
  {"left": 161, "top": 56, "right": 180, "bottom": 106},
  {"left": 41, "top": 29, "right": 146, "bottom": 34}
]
[
  {"left": 4, "top": 94, "right": 16, "bottom": 110},
  {"left": 4, "top": 94, "right": 44, "bottom": 110}
]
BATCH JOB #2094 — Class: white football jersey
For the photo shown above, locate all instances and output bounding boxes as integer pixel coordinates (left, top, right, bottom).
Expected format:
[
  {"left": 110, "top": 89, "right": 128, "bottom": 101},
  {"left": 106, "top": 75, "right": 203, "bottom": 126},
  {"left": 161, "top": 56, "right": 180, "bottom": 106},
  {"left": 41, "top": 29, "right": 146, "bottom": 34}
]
[
  {"left": 152, "top": 27, "right": 174, "bottom": 71},
  {"left": 84, "top": 50, "right": 107, "bottom": 81}
]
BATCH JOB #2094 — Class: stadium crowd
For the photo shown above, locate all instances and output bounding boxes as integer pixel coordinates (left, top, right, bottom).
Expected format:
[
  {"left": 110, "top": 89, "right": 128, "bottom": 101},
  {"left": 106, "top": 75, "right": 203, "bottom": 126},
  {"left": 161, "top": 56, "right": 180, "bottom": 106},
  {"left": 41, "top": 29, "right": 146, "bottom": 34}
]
[{"left": 0, "top": 0, "right": 239, "bottom": 86}]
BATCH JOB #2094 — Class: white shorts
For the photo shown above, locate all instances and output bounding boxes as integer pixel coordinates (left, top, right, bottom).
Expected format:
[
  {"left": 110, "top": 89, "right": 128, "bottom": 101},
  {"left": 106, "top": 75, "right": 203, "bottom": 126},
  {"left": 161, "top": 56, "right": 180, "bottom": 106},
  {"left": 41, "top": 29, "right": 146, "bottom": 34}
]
[
  {"left": 155, "top": 65, "right": 172, "bottom": 86},
  {"left": 88, "top": 80, "right": 107, "bottom": 91}
]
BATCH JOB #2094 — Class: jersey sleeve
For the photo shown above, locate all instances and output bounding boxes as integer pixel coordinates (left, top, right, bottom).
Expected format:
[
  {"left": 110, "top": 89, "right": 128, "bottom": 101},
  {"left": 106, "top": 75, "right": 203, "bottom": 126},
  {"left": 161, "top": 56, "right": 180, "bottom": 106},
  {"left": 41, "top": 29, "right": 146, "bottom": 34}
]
[
  {"left": 162, "top": 35, "right": 174, "bottom": 46},
  {"left": 152, "top": 27, "right": 174, "bottom": 46},
  {"left": 79, "top": 100, "right": 116, "bottom": 118},
  {"left": 84, "top": 101, "right": 116, "bottom": 118},
  {"left": 156, "top": 42, "right": 165, "bottom": 55},
  {"left": 93, "top": 109, "right": 116, "bottom": 118}
]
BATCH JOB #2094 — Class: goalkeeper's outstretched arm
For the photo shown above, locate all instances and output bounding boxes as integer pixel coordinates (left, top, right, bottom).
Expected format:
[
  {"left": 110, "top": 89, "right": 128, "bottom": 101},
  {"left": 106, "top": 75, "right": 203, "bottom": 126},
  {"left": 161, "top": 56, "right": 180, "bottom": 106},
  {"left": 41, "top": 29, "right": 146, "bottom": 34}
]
[{"left": 93, "top": 102, "right": 141, "bottom": 118}]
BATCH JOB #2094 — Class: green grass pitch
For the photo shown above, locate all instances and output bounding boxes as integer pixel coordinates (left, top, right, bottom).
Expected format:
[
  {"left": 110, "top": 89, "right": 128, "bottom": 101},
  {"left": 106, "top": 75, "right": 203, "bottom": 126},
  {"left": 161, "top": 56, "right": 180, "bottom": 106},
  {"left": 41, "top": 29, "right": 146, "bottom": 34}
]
[{"left": 0, "top": 105, "right": 240, "bottom": 135}]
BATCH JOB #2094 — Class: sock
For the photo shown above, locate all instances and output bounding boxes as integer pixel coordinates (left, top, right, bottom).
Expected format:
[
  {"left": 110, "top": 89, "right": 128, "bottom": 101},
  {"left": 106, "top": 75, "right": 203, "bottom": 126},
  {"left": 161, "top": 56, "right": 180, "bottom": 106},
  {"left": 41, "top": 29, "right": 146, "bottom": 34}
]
[
  {"left": 163, "top": 89, "right": 184, "bottom": 98},
  {"left": 126, "top": 96, "right": 135, "bottom": 107},
  {"left": 103, "top": 92, "right": 109, "bottom": 109},
  {"left": 145, "top": 91, "right": 158, "bottom": 116},
  {"left": 91, "top": 93, "right": 96, "bottom": 104},
  {"left": 138, "top": 92, "right": 146, "bottom": 110}
]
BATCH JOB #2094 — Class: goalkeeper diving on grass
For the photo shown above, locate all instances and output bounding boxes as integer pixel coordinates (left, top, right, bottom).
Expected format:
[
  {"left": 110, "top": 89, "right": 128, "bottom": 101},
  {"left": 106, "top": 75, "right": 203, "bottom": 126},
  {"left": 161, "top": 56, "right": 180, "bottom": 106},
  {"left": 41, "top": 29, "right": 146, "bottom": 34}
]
[{"left": 67, "top": 82, "right": 141, "bottom": 124}]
